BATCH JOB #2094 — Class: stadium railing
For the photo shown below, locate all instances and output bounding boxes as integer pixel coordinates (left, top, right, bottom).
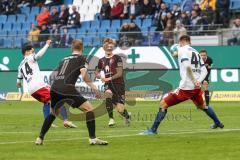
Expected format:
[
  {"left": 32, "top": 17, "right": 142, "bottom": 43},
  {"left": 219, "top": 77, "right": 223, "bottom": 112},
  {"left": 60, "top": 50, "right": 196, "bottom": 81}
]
[{"left": 0, "top": 29, "right": 239, "bottom": 48}]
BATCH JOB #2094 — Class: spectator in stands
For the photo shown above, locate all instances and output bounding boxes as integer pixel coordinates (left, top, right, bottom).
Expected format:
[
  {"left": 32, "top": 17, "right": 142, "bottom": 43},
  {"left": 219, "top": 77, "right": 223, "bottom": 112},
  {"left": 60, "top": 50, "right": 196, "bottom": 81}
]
[
  {"left": 190, "top": 9, "right": 203, "bottom": 34},
  {"left": 50, "top": 24, "right": 60, "bottom": 47},
  {"left": 179, "top": 12, "right": 191, "bottom": 27},
  {"left": 120, "top": 23, "right": 130, "bottom": 40},
  {"left": 120, "top": 0, "right": 130, "bottom": 19},
  {"left": 166, "top": 12, "right": 174, "bottom": 25},
  {"left": 17, "top": 0, "right": 31, "bottom": 8},
  {"left": 128, "top": 0, "right": 141, "bottom": 20},
  {"left": 227, "top": 18, "right": 240, "bottom": 45},
  {"left": 215, "top": 0, "right": 230, "bottom": 28},
  {"left": 128, "top": 23, "right": 143, "bottom": 45},
  {"left": 171, "top": 4, "right": 181, "bottom": 20},
  {"left": 152, "top": 0, "right": 162, "bottom": 13},
  {"left": 48, "top": 6, "right": 59, "bottom": 27},
  {"left": 173, "top": 20, "right": 187, "bottom": 42},
  {"left": 140, "top": 0, "right": 153, "bottom": 19},
  {"left": 154, "top": 2, "right": 168, "bottom": 25},
  {"left": 36, "top": 7, "right": 50, "bottom": 26},
  {"left": 100, "top": 0, "right": 111, "bottom": 19},
  {"left": 28, "top": 24, "right": 40, "bottom": 47},
  {"left": 0, "top": 0, "right": 19, "bottom": 15},
  {"left": 181, "top": 0, "right": 195, "bottom": 13},
  {"left": 110, "top": 0, "right": 124, "bottom": 19},
  {"left": 60, "top": 27, "right": 73, "bottom": 47},
  {"left": 58, "top": 4, "right": 69, "bottom": 27},
  {"left": 67, "top": 5, "right": 81, "bottom": 28},
  {"left": 193, "top": 3, "right": 202, "bottom": 15},
  {"left": 200, "top": 0, "right": 216, "bottom": 11},
  {"left": 39, "top": 24, "right": 50, "bottom": 46},
  {"left": 161, "top": 20, "right": 174, "bottom": 46},
  {"left": 156, "top": 12, "right": 167, "bottom": 31}
]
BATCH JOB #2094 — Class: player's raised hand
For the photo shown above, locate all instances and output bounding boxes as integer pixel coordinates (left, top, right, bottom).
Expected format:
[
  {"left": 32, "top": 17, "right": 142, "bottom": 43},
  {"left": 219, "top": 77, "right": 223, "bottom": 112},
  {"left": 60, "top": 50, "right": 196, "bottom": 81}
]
[{"left": 46, "top": 39, "right": 52, "bottom": 45}]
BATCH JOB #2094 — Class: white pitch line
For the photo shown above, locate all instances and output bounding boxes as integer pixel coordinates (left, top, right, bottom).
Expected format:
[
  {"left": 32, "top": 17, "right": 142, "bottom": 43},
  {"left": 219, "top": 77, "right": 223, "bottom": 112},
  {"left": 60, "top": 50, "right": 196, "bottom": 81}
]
[{"left": 0, "top": 128, "right": 239, "bottom": 145}]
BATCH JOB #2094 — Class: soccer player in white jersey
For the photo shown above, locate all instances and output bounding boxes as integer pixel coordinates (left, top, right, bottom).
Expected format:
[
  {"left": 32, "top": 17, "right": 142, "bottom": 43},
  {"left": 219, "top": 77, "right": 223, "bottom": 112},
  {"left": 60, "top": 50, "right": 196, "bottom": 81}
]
[
  {"left": 140, "top": 35, "right": 224, "bottom": 135},
  {"left": 17, "top": 40, "right": 77, "bottom": 128}
]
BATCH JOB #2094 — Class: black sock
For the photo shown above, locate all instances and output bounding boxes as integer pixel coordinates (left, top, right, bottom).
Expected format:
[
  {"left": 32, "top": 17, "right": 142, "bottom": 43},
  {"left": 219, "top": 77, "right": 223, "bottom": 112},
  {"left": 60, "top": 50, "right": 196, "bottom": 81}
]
[
  {"left": 106, "top": 98, "right": 114, "bottom": 119},
  {"left": 205, "top": 90, "right": 210, "bottom": 106},
  {"left": 39, "top": 114, "right": 56, "bottom": 140},
  {"left": 86, "top": 111, "right": 96, "bottom": 139},
  {"left": 120, "top": 109, "right": 130, "bottom": 119}
]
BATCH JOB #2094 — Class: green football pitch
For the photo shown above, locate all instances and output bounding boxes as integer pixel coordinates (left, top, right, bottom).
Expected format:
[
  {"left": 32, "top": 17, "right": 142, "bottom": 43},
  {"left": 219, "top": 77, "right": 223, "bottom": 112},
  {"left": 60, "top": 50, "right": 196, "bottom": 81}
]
[{"left": 0, "top": 101, "right": 239, "bottom": 160}]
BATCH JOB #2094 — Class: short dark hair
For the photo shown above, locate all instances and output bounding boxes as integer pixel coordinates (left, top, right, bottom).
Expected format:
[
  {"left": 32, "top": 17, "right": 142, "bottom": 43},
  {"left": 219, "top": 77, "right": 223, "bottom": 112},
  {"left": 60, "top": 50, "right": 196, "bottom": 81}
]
[
  {"left": 199, "top": 49, "right": 208, "bottom": 54},
  {"left": 179, "top": 35, "right": 191, "bottom": 43},
  {"left": 72, "top": 39, "right": 83, "bottom": 51},
  {"left": 22, "top": 43, "right": 33, "bottom": 55}
]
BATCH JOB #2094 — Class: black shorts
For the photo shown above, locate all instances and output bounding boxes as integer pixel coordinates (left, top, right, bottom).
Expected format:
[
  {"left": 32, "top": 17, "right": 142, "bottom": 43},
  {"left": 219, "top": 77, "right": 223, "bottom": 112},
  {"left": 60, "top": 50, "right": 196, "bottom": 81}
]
[
  {"left": 50, "top": 88, "right": 87, "bottom": 110},
  {"left": 104, "top": 83, "right": 125, "bottom": 105}
]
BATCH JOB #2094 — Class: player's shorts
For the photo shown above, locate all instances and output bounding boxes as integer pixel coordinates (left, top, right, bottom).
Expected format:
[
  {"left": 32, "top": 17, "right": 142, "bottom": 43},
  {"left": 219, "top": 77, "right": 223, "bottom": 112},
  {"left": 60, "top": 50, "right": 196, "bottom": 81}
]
[
  {"left": 104, "top": 83, "right": 125, "bottom": 105},
  {"left": 31, "top": 86, "right": 50, "bottom": 103},
  {"left": 50, "top": 88, "right": 87, "bottom": 110},
  {"left": 163, "top": 88, "right": 204, "bottom": 107}
]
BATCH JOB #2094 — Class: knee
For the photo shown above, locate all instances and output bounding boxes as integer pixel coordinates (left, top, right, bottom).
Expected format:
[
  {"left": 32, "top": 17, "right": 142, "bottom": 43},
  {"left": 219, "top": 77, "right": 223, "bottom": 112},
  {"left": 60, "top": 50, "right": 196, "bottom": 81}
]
[{"left": 160, "top": 100, "right": 168, "bottom": 109}]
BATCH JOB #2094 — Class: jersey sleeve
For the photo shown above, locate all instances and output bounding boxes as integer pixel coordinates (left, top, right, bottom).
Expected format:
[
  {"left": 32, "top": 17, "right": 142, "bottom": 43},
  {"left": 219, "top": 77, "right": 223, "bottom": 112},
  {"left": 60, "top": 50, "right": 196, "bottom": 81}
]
[
  {"left": 178, "top": 47, "right": 190, "bottom": 64},
  {"left": 17, "top": 66, "right": 23, "bottom": 80},
  {"left": 78, "top": 57, "right": 88, "bottom": 69},
  {"left": 115, "top": 55, "right": 123, "bottom": 67},
  {"left": 97, "top": 59, "right": 103, "bottom": 70}
]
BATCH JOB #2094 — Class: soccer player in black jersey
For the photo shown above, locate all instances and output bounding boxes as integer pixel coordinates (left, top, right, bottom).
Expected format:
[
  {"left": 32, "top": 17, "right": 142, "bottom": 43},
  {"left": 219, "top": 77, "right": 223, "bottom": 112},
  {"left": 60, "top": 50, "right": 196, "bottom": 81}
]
[
  {"left": 95, "top": 38, "right": 130, "bottom": 126},
  {"left": 35, "top": 40, "right": 108, "bottom": 145},
  {"left": 200, "top": 49, "right": 213, "bottom": 106}
]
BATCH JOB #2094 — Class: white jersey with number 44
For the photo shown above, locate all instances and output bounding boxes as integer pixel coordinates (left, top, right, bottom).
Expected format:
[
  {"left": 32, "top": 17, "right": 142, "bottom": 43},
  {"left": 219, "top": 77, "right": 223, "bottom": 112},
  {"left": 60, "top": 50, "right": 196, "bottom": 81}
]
[
  {"left": 17, "top": 55, "right": 46, "bottom": 94},
  {"left": 177, "top": 45, "right": 207, "bottom": 90}
]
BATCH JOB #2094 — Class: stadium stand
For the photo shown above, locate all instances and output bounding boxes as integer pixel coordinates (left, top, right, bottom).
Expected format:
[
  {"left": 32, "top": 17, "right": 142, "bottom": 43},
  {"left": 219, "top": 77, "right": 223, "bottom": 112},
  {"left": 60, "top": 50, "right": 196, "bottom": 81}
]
[{"left": 0, "top": 0, "right": 238, "bottom": 48}]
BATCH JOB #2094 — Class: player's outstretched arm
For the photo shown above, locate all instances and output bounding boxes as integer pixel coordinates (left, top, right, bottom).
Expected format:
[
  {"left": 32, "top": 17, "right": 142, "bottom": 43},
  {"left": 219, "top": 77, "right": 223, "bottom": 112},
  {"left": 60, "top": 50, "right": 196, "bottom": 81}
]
[
  {"left": 33, "top": 40, "right": 52, "bottom": 61},
  {"left": 197, "top": 65, "right": 208, "bottom": 83},
  {"left": 81, "top": 68, "right": 98, "bottom": 91}
]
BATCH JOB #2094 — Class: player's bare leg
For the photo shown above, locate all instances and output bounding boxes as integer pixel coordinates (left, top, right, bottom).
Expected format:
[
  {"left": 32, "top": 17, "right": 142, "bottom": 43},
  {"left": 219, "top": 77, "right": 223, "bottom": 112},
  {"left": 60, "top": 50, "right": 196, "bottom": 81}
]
[
  {"left": 197, "top": 97, "right": 224, "bottom": 129},
  {"left": 203, "top": 81, "right": 210, "bottom": 106},
  {"left": 79, "top": 101, "right": 108, "bottom": 145},
  {"left": 35, "top": 107, "right": 60, "bottom": 145},
  {"left": 116, "top": 103, "right": 131, "bottom": 125},
  {"left": 139, "top": 100, "right": 169, "bottom": 135}
]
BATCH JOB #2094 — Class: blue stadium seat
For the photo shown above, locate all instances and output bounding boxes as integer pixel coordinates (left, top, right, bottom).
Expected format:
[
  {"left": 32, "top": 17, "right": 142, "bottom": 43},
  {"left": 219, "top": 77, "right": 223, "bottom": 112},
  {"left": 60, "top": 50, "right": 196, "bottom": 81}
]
[
  {"left": 87, "top": 28, "right": 98, "bottom": 37},
  {"left": 98, "top": 28, "right": 107, "bottom": 37},
  {"left": 91, "top": 20, "right": 101, "bottom": 29},
  {"left": 141, "top": 27, "right": 149, "bottom": 37},
  {"left": 149, "top": 27, "right": 157, "bottom": 35},
  {"left": 108, "top": 28, "right": 118, "bottom": 34},
  {"left": 20, "top": 7, "right": 30, "bottom": 15},
  {"left": 75, "top": 34, "right": 85, "bottom": 40},
  {"left": 22, "top": 23, "right": 31, "bottom": 32},
  {"left": 122, "top": 19, "right": 131, "bottom": 25},
  {"left": 81, "top": 21, "right": 91, "bottom": 29},
  {"left": 17, "top": 15, "right": 26, "bottom": 23},
  {"left": 13, "top": 23, "right": 22, "bottom": 32},
  {"left": 101, "top": 20, "right": 111, "bottom": 29},
  {"left": 142, "top": 19, "right": 152, "bottom": 28},
  {"left": 0, "top": 31, "right": 7, "bottom": 36},
  {"left": 133, "top": 19, "right": 142, "bottom": 28},
  {"left": 3, "top": 39, "right": 13, "bottom": 48},
  {"left": 3, "top": 23, "right": 12, "bottom": 32},
  {"left": 94, "top": 13, "right": 101, "bottom": 20},
  {"left": 77, "top": 27, "right": 87, "bottom": 35},
  {"left": 31, "top": 6, "right": 40, "bottom": 15},
  {"left": 64, "top": 0, "right": 73, "bottom": 5},
  {"left": 111, "top": 20, "right": 121, "bottom": 29},
  {"left": 68, "top": 28, "right": 77, "bottom": 38},
  {"left": 27, "top": 15, "right": 36, "bottom": 24},
  {"left": 0, "top": 23, "right": 2, "bottom": 30},
  {"left": 83, "top": 37, "right": 93, "bottom": 46},
  {"left": 92, "top": 37, "right": 101, "bottom": 47},
  {"left": 7, "top": 15, "right": 16, "bottom": 23},
  {"left": 8, "top": 31, "right": 18, "bottom": 37},
  {"left": 14, "top": 37, "right": 22, "bottom": 48},
  {"left": 230, "top": 0, "right": 240, "bottom": 10},
  {"left": 0, "top": 15, "right": 7, "bottom": 23}
]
